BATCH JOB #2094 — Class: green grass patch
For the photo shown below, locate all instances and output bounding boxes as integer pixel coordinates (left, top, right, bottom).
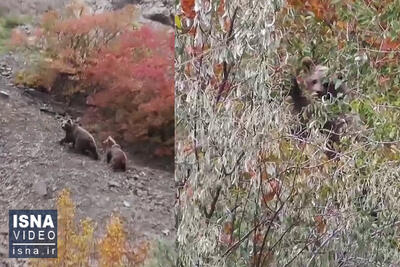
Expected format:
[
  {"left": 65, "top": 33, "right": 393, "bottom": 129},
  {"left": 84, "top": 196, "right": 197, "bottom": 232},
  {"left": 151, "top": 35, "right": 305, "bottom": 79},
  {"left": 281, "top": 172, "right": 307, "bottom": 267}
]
[{"left": 0, "top": 14, "right": 30, "bottom": 54}]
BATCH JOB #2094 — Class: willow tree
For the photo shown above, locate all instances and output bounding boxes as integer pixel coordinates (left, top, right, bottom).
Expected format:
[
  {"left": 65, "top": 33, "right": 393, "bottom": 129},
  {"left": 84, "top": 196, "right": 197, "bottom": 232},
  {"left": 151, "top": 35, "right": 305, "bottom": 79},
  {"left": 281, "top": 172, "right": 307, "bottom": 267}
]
[{"left": 175, "top": 0, "right": 400, "bottom": 266}]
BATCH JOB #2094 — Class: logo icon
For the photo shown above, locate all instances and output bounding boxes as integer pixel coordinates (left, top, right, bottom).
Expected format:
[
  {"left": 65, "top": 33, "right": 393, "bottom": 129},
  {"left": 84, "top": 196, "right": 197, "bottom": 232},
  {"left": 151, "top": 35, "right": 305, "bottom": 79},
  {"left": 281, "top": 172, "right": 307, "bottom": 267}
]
[{"left": 9, "top": 210, "right": 57, "bottom": 258}]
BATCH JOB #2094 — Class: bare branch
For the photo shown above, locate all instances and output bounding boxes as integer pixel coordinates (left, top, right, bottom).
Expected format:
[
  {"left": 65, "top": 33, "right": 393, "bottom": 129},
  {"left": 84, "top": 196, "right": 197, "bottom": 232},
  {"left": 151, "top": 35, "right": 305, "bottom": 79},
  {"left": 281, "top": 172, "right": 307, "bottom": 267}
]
[{"left": 203, "top": 185, "right": 222, "bottom": 219}]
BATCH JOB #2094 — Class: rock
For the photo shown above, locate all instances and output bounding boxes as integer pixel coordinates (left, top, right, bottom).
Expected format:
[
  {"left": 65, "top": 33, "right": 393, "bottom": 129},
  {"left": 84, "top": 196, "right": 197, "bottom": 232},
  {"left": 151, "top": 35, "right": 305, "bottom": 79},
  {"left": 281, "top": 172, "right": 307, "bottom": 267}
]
[
  {"left": 0, "top": 225, "right": 8, "bottom": 235},
  {"left": 144, "top": 13, "right": 173, "bottom": 26},
  {"left": 138, "top": 0, "right": 173, "bottom": 26},
  {"left": 135, "top": 188, "right": 146, "bottom": 197},
  {"left": 123, "top": 200, "right": 131, "bottom": 207},
  {"left": 32, "top": 180, "right": 47, "bottom": 197},
  {"left": 155, "top": 201, "right": 163, "bottom": 206},
  {"left": 162, "top": 229, "right": 170, "bottom": 236},
  {"left": 0, "top": 71, "right": 11, "bottom": 77},
  {"left": 0, "top": 91, "right": 9, "bottom": 99},
  {"left": 0, "top": 64, "right": 11, "bottom": 76},
  {"left": 0, "top": 247, "right": 7, "bottom": 257},
  {"left": 136, "top": 184, "right": 146, "bottom": 191},
  {"left": 108, "top": 180, "right": 120, "bottom": 188}
]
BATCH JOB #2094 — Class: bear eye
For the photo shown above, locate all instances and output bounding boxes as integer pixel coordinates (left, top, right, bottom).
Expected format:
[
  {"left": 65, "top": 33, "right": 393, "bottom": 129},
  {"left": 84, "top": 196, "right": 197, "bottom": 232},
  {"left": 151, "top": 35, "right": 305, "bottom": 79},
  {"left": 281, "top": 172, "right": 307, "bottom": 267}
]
[{"left": 312, "top": 79, "right": 318, "bottom": 85}]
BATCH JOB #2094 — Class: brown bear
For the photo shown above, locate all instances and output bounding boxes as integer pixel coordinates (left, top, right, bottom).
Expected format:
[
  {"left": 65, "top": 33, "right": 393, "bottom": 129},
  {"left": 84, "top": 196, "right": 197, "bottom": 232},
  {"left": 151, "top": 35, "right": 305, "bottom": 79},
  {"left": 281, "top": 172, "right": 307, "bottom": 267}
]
[
  {"left": 102, "top": 136, "right": 127, "bottom": 172},
  {"left": 288, "top": 57, "right": 350, "bottom": 159},
  {"left": 60, "top": 119, "right": 99, "bottom": 160}
]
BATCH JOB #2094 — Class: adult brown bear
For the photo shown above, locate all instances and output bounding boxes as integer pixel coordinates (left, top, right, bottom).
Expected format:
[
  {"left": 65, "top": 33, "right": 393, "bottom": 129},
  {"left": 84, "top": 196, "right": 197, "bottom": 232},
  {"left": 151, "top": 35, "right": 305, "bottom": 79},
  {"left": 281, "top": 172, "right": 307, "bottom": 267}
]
[{"left": 59, "top": 119, "right": 99, "bottom": 160}]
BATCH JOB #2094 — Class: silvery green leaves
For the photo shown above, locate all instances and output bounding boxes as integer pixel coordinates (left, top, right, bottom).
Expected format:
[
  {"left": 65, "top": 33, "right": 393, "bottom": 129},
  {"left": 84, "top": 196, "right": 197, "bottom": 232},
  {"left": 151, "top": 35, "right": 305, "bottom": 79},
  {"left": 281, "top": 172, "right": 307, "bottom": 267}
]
[{"left": 176, "top": 0, "right": 400, "bottom": 266}]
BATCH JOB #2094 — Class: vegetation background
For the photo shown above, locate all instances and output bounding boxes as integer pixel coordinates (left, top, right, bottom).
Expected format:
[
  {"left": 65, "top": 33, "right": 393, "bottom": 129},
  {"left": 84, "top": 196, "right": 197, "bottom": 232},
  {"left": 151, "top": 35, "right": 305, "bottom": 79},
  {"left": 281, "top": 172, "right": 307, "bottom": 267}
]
[
  {"left": 10, "top": 1, "right": 174, "bottom": 156},
  {"left": 175, "top": 0, "right": 400, "bottom": 266}
]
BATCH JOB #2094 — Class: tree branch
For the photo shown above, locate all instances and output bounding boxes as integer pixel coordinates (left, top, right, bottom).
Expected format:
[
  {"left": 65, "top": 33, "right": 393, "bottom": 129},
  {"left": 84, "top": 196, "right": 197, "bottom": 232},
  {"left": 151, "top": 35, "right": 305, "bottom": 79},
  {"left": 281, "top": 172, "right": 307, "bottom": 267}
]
[{"left": 203, "top": 185, "right": 222, "bottom": 219}]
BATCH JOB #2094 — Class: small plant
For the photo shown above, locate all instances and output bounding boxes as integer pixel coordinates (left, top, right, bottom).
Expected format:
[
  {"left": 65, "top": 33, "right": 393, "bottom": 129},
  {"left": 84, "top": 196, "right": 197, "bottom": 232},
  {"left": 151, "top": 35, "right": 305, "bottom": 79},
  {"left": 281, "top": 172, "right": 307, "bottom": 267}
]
[
  {"left": 98, "top": 215, "right": 150, "bottom": 267},
  {"left": 98, "top": 215, "right": 126, "bottom": 266},
  {"left": 30, "top": 189, "right": 149, "bottom": 266},
  {"left": 30, "top": 189, "right": 95, "bottom": 267}
]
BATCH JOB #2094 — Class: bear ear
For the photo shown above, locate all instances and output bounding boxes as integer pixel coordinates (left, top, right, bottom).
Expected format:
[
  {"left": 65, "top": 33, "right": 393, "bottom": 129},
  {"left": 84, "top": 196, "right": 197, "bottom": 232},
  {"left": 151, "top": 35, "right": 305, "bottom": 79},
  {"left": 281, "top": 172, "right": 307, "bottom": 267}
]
[
  {"left": 73, "top": 117, "right": 81, "bottom": 126},
  {"left": 102, "top": 136, "right": 110, "bottom": 144},
  {"left": 301, "top": 57, "right": 314, "bottom": 72}
]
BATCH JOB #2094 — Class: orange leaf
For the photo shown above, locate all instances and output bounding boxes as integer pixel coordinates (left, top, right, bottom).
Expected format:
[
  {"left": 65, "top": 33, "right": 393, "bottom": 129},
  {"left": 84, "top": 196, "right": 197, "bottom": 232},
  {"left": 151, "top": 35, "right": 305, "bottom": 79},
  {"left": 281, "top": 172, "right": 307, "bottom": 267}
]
[
  {"left": 217, "top": 0, "right": 225, "bottom": 16},
  {"left": 269, "top": 179, "right": 281, "bottom": 196},
  {"left": 336, "top": 21, "right": 347, "bottom": 30},
  {"left": 337, "top": 39, "right": 345, "bottom": 49},
  {"left": 262, "top": 191, "right": 275, "bottom": 203},
  {"left": 219, "top": 221, "right": 233, "bottom": 245},
  {"left": 188, "top": 26, "right": 197, "bottom": 36},
  {"left": 214, "top": 63, "right": 224, "bottom": 78},
  {"left": 379, "top": 76, "right": 390, "bottom": 86},
  {"left": 287, "top": 0, "right": 306, "bottom": 9},
  {"left": 210, "top": 77, "right": 219, "bottom": 87},
  {"left": 381, "top": 38, "right": 400, "bottom": 51},
  {"left": 261, "top": 171, "right": 268, "bottom": 181},
  {"left": 315, "top": 215, "right": 327, "bottom": 234},
  {"left": 224, "top": 18, "right": 232, "bottom": 32},
  {"left": 184, "top": 62, "right": 194, "bottom": 76},
  {"left": 309, "top": 0, "right": 323, "bottom": 18},
  {"left": 181, "top": 0, "right": 196, "bottom": 19},
  {"left": 261, "top": 179, "right": 281, "bottom": 204}
]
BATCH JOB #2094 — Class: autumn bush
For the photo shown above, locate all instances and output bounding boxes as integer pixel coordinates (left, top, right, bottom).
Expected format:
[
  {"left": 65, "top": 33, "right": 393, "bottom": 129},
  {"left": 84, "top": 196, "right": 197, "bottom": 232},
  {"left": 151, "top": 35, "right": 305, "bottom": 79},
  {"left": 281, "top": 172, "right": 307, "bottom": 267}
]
[
  {"left": 30, "top": 189, "right": 149, "bottom": 267},
  {"left": 82, "top": 25, "right": 174, "bottom": 153},
  {"left": 175, "top": 0, "right": 400, "bottom": 266},
  {"left": 12, "top": 0, "right": 174, "bottom": 155}
]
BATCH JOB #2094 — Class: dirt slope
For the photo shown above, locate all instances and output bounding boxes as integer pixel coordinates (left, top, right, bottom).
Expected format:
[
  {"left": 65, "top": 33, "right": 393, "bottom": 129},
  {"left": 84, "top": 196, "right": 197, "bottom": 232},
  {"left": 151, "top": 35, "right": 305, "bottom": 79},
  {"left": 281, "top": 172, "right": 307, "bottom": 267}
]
[{"left": 0, "top": 52, "right": 175, "bottom": 265}]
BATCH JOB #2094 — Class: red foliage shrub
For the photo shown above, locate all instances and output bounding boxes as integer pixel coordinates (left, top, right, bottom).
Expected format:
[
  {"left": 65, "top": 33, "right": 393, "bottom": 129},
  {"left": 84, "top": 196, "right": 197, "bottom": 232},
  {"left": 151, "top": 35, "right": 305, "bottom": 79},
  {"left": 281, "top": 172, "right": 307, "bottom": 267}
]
[
  {"left": 83, "top": 26, "right": 174, "bottom": 152},
  {"left": 41, "top": 5, "right": 138, "bottom": 76},
  {"left": 12, "top": 2, "right": 174, "bottom": 155}
]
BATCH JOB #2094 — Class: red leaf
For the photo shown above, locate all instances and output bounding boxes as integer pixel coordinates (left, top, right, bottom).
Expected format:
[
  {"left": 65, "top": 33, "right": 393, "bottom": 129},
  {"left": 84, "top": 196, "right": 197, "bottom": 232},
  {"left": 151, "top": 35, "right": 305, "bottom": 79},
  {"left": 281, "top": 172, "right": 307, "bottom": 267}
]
[
  {"left": 381, "top": 38, "right": 400, "bottom": 51},
  {"left": 182, "top": 0, "right": 196, "bottom": 19},
  {"left": 219, "top": 221, "right": 233, "bottom": 245},
  {"left": 217, "top": 0, "right": 225, "bottom": 16},
  {"left": 315, "top": 215, "right": 327, "bottom": 234}
]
